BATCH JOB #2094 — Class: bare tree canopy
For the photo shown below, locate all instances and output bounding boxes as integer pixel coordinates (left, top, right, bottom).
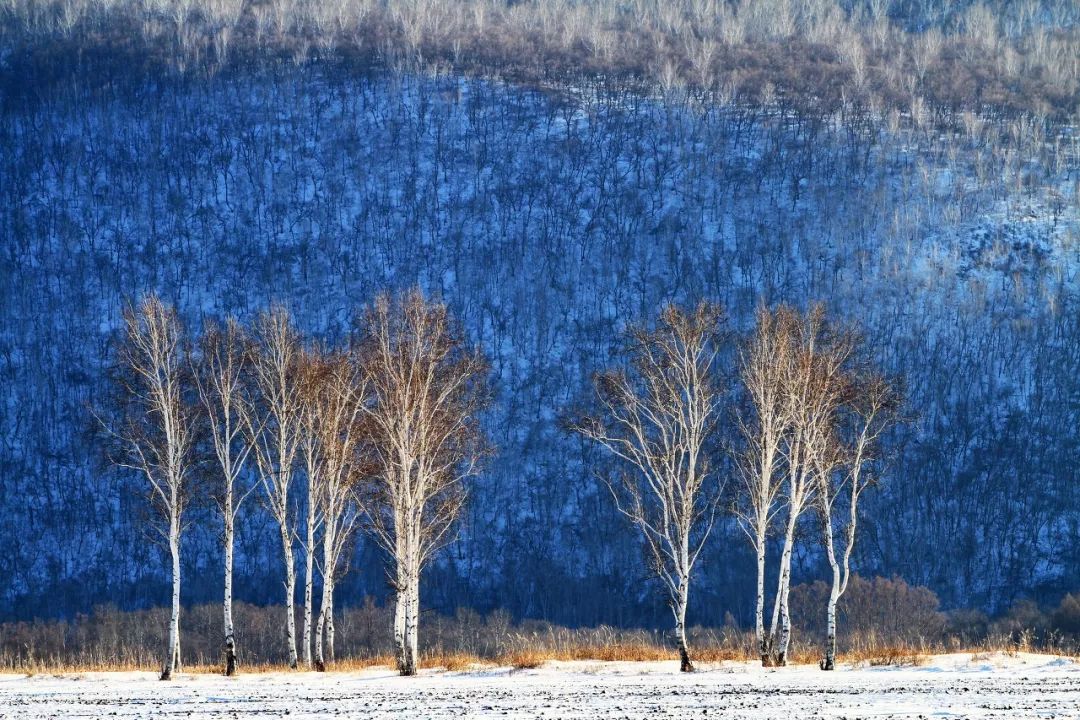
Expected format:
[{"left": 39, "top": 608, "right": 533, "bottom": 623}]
[
  {"left": 735, "top": 305, "right": 795, "bottom": 665},
  {"left": 572, "top": 302, "right": 726, "bottom": 672},
  {"left": 111, "top": 294, "right": 195, "bottom": 680},
  {"left": 192, "top": 316, "right": 257, "bottom": 676},
  {"left": 298, "top": 348, "right": 368, "bottom": 671},
  {"left": 358, "top": 289, "right": 489, "bottom": 676},
  {"left": 240, "top": 305, "right": 305, "bottom": 670},
  {"left": 816, "top": 370, "right": 903, "bottom": 670},
  {"left": 737, "top": 304, "right": 903, "bottom": 668}
]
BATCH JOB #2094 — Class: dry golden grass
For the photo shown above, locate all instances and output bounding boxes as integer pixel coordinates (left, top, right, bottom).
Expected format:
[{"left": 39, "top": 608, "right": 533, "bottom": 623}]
[
  {"left": 11, "top": 638, "right": 1073, "bottom": 676},
  {"left": 423, "top": 652, "right": 489, "bottom": 671},
  {"left": 496, "top": 642, "right": 677, "bottom": 667},
  {"left": 9, "top": 659, "right": 148, "bottom": 676},
  {"left": 562, "top": 643, "right": 675, "bottom": 663},
  {"left": 491, "top": 642, "right": 843, "bottom": 668},
  {"left": 7, "top": 656, "right": 404, "bottom": 677},
  {"left": 502, "top": 649, "right": 547, "bottom": 669},
  {"left": 314, "top": 655, "right": 395, "bottom": 672},
  {"left": 692, "top": 646, "right": 752, "bottom": 663}
]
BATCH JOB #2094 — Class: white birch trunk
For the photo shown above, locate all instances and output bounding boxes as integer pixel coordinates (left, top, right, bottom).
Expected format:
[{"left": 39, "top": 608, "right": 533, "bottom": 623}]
[
  {"left": 394, "top": 537, "right": 421, "bottom": 677},
  {"left": 674, "top": 576, "right": 692, "bottom": 672},
  {"left": 754, "top": 520, "right": 768, "bottom": 664},
  {"left": 302, "top": 506, "right": 315, "bottom": 668},
  {"left": 223, "top": 506, "right": 237, "bottom": 676},
  {"left": 279, "top": 514, "right": 298, "bottom": 669},
  {"left": 162, "top": 514, "right": 181, "bottom": 680},
  {"left": 403, "top": 572, "right": 420, "bottom": 676},
  {"left": 326, "top": 590, "right": 335, "bottom": 663},
  {"left": 820, "top": 478, "right": 860, "bottom": 671},
  {"left": 314, "top": 579, "right": 329, "bottom": 671},
  {"left": 771, "top": 501, "right": 799, "bottom": 666},
  {"left": 778, "top": 573, "right": 792, "bottom": 666},
  {"left": 823, "top": 527, "right": 842, "bottom": 671},
  {"left": 673, "top": 525, "right": 694, "bottom": 673},
  {"left": 314, "top": 518, "right": 335, "bottom": 671},
  {"left": 393, "top": 584, "right": 406, "bottom": 672}
]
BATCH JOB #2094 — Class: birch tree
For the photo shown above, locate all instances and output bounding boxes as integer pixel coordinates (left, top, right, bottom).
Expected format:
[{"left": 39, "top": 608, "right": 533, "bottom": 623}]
[
  {"left": 242, "top": 306, "right": 304, "bottom": 669},
  {"left": 113, "top": 294, "right": 194, "bottom": 681},
  {"left": 816, "top": 372, "right": 899, "bottom": 670},
  {"left": 192, "top": 317, "right": 257, "bottom": 676},
  {"left": 360, "top": 290, "right": 488, "bottom": 677},
  {"left": 734, "top": 306, "right": 793, "bottom": 665},
  {"left": 297, "top": 348, "right": 326, "bottom": 669},
  {"left": 572, "top": 302, "right": 725, "bottom": 673},
  {"left": 769, "top": 306, "right": 854, "bottom": 667},
  {"left": 307, "top": 350, "right": 367, "bottom": 670}
]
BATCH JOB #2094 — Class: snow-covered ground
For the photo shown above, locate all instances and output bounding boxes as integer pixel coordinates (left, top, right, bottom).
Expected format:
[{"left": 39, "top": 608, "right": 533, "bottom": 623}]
[{"left": 1, "top": 653, "right": 1077, "bottom": 718}]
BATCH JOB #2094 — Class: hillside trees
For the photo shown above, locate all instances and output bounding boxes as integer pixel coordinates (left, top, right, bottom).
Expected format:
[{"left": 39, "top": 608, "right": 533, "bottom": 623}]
[
  {"left": 41, "top": 63, "right": 1077, "bottom": 642},
  {"left": 359, "top": 290, "right": 489, "bottom": 676},
  {"left": 110, "top": 294, "right": 195, "bottom": 681},
  {"left": 572, "top": 303, "right": 727, "bottom": 672},
  {"left": 5, "top": 0, "right": 1077, "bottom": 121}
]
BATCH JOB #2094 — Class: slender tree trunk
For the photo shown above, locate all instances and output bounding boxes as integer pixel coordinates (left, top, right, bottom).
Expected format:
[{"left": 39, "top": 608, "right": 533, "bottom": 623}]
[
  {"left": 302, "top": 511, "right": 315, "bottom": 668},
  {"left": 822, "top": 510, "right": 842, "bottom": 671},
  {"left": 393, "top": 584, "right": 407, "bottom": 673},
  {"left": 402, "top": 576, "right": 419, "bottom": 676},
  {"left": 326, "top": 592, "right": 335, "bottom": 663},
  {"left": 162, "top": 519, "right": 181, "bottom": 681},
  {"left": 313, "top": 608, "right": 324, "bottom": 671},
  {"left": 755, "top": 522, "right": 768, "bottom": 666},
  {"left": 315, "top": 584, "right": 328, "bottom": 672},
  {"left": 315, "top": 520, "right": 335, "bottom": 671},
  {"left": 772, "top": 504, "right": 799, "bottom": 667},
  {"left": 223, "top": 507, "right": 237, "bottom": 676},
  {"left": 778, "top": 579, "right": 792, "bottom": 667},
  {"left": 395, "top": 550, "right": 421, "bottom": 677},
  {"left": 279, "top": 515, "right": 298, "bottom": 669},
  {"left": 174, "top": 623, "right": 182, "bottom": 674},
  {"left": 674, "top": 576, "right": 693, "bottom": 672},
  {"left": 823, "top": 567, "right": 840, "bottom": 670}
]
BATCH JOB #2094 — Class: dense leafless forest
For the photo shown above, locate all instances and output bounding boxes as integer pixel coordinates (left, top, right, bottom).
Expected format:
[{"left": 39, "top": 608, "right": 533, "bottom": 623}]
[
  {"left": 4, "top": 0, "right": 1079, "bottom": 117},
  {"left": 1, "top": 0, "right": 1079, "bottom": 675}
]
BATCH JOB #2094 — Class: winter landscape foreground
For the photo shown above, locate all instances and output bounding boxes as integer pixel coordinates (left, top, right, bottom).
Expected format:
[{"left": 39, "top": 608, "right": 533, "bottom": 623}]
[{"left": 1, "top": 654, "right": 1077, "bottom": 719}]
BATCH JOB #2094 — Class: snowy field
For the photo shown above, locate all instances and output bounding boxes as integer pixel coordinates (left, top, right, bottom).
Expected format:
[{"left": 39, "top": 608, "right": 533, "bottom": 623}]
[{"left": 1, "top": 653, "right": 1077, "bottom": 719}]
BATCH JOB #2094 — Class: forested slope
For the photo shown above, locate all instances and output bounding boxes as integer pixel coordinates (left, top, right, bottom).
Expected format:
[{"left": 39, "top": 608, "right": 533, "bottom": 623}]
[{"left": 1, "top": 62, "right": 1078, "bottom": 623}]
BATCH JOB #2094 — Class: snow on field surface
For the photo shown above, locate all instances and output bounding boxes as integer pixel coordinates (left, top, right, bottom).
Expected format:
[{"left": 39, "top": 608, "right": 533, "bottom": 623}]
[{"left": 1, "top": 653, "right": 1077, "bottom": 719}]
